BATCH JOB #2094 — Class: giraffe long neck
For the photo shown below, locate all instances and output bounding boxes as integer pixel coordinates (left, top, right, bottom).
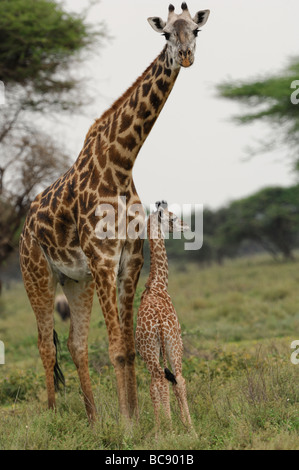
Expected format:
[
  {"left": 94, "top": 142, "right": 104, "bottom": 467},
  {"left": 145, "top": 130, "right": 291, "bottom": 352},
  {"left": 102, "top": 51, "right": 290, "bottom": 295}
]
[
  {"left": 81, "top": 46, "right": 180, "bottom": 179},
  {"left": 147, "top": 215, "right": 169, "bottom": 290}
]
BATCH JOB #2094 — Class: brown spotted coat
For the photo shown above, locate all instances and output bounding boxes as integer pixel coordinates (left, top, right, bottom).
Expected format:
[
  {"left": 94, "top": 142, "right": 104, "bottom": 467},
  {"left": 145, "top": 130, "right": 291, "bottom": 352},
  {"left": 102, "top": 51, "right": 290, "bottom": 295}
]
[
  {"left": 19, "top": 46, "right": 180, "bottom": 422},
  {"left": 136, "top": 210, "right": 192, "bottom": 431}
]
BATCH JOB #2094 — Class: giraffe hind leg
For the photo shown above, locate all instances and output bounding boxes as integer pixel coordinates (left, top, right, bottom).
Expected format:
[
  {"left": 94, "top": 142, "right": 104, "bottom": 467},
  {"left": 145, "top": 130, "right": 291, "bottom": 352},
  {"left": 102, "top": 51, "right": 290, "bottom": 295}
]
[
  {"left": 61, "top": 277, "right": 97, "bottom": 423},
  {"left": 140, "top": 340, "right": 172, "bottom": 432},
  {"left": 164, "top": 332, "right": 193, "bottom": 429},
  {"left": 20, "top": 231, "right": 59, "bottom": 410},
  {"left": 150, "top": 366, "right": 171, "bottom": 434},
  {"left": 167, "top": 349, "right": 192, "bottom": 428},
  {"left": 172, "top": 374, "right": 192, "bottom": 428},
  {"left": 117, "top": 241, "right": 144, "bottom": 419}
]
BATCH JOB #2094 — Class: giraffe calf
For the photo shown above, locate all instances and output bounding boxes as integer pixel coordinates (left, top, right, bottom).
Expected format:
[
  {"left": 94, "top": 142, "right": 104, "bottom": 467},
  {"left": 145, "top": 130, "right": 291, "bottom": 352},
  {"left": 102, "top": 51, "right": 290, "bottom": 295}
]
[{"left": 136, "top": 201, "right": 192, "bottom": 432}]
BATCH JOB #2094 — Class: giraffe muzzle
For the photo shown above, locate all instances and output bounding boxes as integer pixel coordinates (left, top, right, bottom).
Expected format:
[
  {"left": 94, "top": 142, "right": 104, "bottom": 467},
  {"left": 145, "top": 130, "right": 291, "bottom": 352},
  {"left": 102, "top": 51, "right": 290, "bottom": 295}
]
[{"left": 178, "top": 48, "right": 194, "bottom": 68}]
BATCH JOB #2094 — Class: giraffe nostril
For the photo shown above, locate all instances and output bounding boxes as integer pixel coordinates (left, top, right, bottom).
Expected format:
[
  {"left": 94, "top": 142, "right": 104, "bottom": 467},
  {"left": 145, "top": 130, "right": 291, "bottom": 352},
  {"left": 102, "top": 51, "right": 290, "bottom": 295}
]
[{"left": 178, "top": 49, "right": 192, "bottom": 59}]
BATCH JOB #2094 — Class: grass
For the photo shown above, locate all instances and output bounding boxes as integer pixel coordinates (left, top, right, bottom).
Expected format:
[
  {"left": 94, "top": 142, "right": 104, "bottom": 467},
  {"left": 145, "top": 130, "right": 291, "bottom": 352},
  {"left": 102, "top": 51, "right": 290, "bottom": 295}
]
[{"left": 1, "top": 253, "right": 299, "bottom": 449}]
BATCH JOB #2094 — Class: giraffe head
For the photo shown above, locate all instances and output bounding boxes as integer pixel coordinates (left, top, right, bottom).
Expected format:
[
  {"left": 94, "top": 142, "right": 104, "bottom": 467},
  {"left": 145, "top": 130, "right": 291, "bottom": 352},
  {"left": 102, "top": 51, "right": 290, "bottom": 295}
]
[
  {"left": 154, "top": 201, "right": 189, "bottom": 236},
  {"left": 148, "top": 3, "right": 210, "bottom": 68}
]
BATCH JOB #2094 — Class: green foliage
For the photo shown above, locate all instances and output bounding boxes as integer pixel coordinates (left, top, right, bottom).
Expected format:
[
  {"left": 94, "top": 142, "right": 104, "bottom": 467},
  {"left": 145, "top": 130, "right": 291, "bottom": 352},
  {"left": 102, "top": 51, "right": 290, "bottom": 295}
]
[
  {"left": 218, "top": 185, "right": 299, "bottom": 260},
  {"left": 0, "top": 0, "right": 104, "bottom": 95},
  {"left": 218, "top": 57, "right": 299, "bottom": 168},
  {"left": 0, "top": 370, "right": 43, "bottom": 404}
]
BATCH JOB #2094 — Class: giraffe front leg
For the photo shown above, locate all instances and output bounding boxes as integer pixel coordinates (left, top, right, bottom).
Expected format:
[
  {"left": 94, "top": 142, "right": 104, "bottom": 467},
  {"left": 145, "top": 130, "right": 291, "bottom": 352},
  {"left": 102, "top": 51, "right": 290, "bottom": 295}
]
[{"left": 118, "top": 240, "right": 144, "bottom": 419}]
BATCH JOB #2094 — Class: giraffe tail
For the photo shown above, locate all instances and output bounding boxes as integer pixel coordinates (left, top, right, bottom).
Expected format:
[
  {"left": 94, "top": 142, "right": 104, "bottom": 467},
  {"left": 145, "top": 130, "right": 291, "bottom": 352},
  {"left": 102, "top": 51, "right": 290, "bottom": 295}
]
[
  {"left": 53, "top": 330, "right": 65, "bottom": 392},
  {"left": 164, "top": 367, "right": 177, "bottom": 384},
  {"left": 157, "top": 311, "right": 177, "bottom": 384}
]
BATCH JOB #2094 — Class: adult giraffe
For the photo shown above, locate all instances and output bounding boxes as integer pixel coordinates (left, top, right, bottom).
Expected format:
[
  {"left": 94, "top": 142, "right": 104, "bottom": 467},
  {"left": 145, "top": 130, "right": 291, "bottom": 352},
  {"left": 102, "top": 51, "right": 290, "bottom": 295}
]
[{"left": 19, "top": 3, "right": 210, "bottom": 422}]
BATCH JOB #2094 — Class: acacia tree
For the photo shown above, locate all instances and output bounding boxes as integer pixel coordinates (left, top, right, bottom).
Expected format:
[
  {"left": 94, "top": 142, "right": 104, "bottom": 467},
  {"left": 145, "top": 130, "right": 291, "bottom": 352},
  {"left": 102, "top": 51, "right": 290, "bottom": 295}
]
[
  {"left": 218, "top": 58, "right": 299, "bottom": 171},
  {"left": 217, "top": 185, "right": 299, "bottom": 261},
  {"left": 0, "top": 133, "right": 70, "bottom": 265},
  {"left": 0, "top": 0, "right": 107, "bottom": 273}
]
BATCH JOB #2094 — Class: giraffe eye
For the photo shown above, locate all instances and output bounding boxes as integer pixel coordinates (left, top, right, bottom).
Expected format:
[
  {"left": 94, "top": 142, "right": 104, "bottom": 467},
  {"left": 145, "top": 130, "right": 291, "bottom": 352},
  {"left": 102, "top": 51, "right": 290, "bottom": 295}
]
[
  {"left": 193, "top": 29, "right": 200, "bottom": 37},
  {"left": 162, "top": 32, "right": 170, "bottom": 40}
]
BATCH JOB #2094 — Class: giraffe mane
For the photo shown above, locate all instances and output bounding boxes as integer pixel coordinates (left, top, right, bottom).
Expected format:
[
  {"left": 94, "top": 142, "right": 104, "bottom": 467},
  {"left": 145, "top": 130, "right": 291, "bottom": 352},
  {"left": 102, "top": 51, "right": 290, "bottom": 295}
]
[{"left": 95, "top": 45, "right": 168, "bottom": 125}]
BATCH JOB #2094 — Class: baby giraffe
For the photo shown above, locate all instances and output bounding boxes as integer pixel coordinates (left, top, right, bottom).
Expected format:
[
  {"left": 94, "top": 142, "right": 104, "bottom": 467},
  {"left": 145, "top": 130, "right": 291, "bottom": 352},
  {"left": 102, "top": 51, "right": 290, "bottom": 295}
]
[{"left": 136, "top": 201, "right": 192, "bottom": 432}]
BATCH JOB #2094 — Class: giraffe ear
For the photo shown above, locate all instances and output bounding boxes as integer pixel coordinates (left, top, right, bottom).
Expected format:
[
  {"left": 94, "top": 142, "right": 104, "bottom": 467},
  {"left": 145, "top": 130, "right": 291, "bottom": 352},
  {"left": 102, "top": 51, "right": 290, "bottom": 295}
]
[
  {"left": 193, "top": 9, "right": 210, "bottom": 27},
  {"left": 148, "top": 17, "right": 166, "bottom": 33}
]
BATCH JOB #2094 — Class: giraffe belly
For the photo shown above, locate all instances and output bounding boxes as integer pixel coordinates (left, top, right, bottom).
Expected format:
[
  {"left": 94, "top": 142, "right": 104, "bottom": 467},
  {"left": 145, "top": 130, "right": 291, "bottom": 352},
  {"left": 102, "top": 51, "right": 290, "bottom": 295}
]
[{"left": 47, "top": 248, "right": 92, "bottom": 282}]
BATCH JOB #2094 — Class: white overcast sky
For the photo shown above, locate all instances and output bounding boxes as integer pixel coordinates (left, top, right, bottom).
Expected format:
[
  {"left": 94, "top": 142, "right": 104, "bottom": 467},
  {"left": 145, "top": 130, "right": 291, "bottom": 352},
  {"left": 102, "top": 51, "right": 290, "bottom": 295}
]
[{"left": 60, "top": 0, "right": 299, "bottom": 209}]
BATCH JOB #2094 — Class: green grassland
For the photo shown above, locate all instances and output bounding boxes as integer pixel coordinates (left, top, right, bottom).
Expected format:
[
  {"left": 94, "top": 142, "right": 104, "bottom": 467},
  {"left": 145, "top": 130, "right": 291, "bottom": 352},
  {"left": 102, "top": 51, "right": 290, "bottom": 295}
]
[{"left": 1, "top": 254, "right": 299, "bottom": 450}]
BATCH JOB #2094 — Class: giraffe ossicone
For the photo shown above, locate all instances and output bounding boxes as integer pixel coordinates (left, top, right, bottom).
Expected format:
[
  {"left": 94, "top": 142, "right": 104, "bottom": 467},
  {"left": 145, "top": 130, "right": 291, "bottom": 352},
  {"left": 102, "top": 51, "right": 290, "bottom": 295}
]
[{"left": 19, "top": 4, "right": 210, "bottom": 423}]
